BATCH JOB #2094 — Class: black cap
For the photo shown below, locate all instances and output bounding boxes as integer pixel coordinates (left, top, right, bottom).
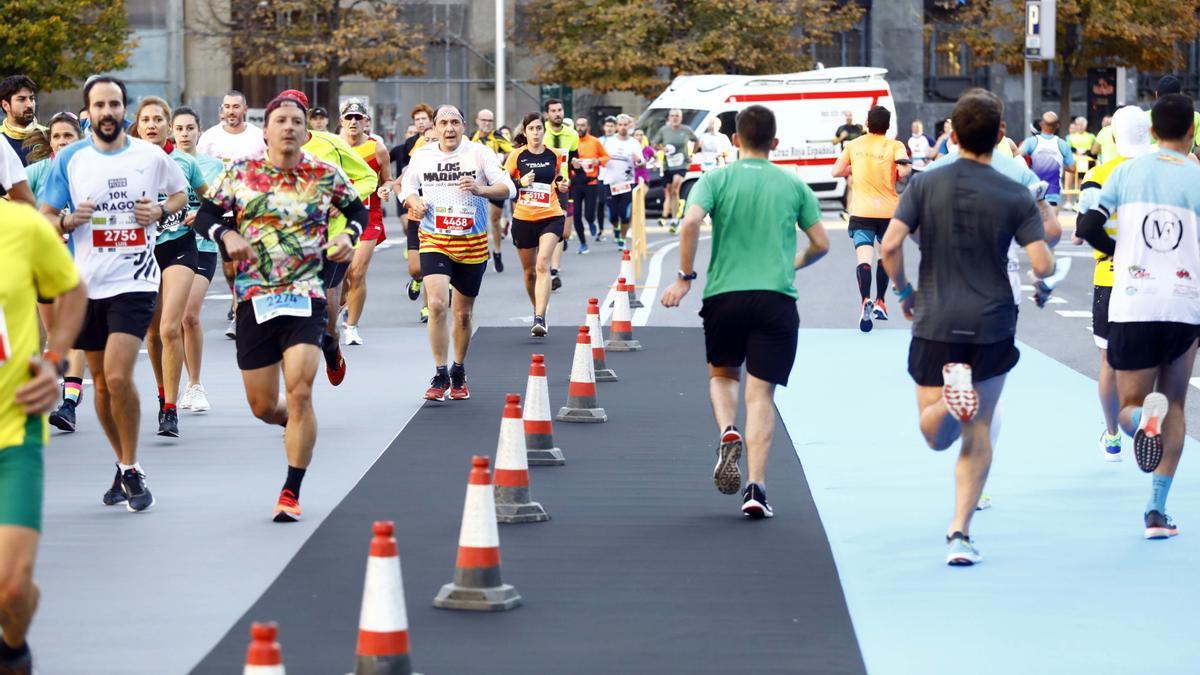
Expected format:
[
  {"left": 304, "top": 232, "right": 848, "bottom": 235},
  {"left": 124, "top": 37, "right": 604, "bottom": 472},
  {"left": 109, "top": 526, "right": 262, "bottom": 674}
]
[
  {"left": 340, "top": 100, "right": 369, "bottom": 118},
  {"left": 309, "top": 106, "right": 328, "bottom": 118},
  {"left": 1156, "top": 75, "right": 1183, "bottom": 96}
]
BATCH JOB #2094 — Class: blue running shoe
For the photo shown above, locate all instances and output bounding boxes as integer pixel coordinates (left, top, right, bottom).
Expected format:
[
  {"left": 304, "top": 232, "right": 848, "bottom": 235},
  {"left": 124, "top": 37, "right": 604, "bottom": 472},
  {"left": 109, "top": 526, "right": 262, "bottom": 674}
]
[{"left": 946, "top": 531, "right": 981, "bottom": 566}]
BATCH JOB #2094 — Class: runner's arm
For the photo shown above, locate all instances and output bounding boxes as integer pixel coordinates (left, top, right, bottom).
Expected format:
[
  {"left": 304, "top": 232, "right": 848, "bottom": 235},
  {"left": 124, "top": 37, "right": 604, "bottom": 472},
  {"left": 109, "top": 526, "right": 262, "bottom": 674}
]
[
  {"left": 831, "top": 148, "right": 851, "bottom": 178},
  {"left": 5, "top": 180, "right": 34, "bottom": 205},
  {"left": 795, "top": 221, "right": 829, "bottom": 270},
  {"left": 1024, "top": 240, "right": 1055, "bottom": 278},
  {"left": 374, "top": 143, "right": 392, "bottom": 185},
  {"left": 478, "top": 151, "right": 517, "bottom": 200},
  {"left": 1075, "top": 207, "right": 1115, "bottom": 257},
  {"left": 880, "top": 218, "right": 910, "bottom": 293}
]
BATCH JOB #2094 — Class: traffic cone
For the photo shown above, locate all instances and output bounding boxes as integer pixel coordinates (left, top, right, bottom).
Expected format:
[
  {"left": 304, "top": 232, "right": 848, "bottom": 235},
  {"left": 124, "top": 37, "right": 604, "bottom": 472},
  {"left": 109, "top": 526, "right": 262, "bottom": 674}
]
[
  {"left": 433, "top": 456, "right": 522, "bottom": 611},
  {"left": 557, "top": 326, "right": 608, "bottom": 423},
  {"left": 355, "top": 521, "right": 420, "bottom": 675},
  {"left": 621, "top": 250, "right": 644, "bottom": 308},
  {"left": 494, "top": 394, "right": 550, "bottom": 523},
  {"left": 586, "top": 298, "right": 618, "bottom": 382},
  {"left": 523, "top": 354, "right": 565, "bottom": 465},
  {"left": 605, "top": 278, "right": 642, "bottom": 352},
  {"left": 244, "top": 622, "right": 285, "bottom": 675}
]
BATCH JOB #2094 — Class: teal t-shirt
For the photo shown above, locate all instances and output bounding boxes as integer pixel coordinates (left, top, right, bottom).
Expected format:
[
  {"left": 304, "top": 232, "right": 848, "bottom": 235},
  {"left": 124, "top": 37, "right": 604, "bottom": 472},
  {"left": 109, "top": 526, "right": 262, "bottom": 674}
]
[
  {"left": 156, "top": 148, "right": 207, "bottom": 245},
  {"left": 192, "top": 152, "right": 224, "bottom": 253},
  {"left": 686, "top": 158, "right": 821, "bottom": 300}
]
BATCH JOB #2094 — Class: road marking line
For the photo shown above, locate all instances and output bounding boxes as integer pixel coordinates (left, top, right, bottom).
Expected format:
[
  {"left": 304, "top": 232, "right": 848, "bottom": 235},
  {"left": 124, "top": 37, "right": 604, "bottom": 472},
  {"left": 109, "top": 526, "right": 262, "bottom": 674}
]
[
  {"left": 1191, "top": 377, "right": 1200, "bottom": 390},
  {"left": 1055, "top": 310, "right": 1092, "bottom": 318},
  {"left": 628, "top": 236, "right": 712, "bottom": 327},
  {"left": 1027, "top": 295, "right": 1067, "bottom": 304}
]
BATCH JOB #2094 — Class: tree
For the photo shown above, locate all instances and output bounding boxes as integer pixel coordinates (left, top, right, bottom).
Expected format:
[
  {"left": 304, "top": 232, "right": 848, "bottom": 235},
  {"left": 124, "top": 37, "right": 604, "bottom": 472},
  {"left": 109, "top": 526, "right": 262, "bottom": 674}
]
[
  {"left": 0, "top": 0, "right": 135, "bottom": 91},
  {"left": 949, "top": 0, "right": 1200, "bottom": 123},
  {"left": 202, "top": 1, "right": 429, "bottom": 109},
  {"left": 525, "top": 0, "right": 865, "bottom": 97}
]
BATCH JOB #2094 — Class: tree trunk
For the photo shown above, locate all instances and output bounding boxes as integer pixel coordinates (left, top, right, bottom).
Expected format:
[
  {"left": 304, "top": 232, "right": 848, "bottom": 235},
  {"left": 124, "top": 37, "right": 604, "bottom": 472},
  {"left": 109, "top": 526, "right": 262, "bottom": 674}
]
[
  {"left": 1058, "top": 63, "right": 1073, "bottom": 130},
  {"left": 325, "top": 3, "right": 342, "bottom": 113}
]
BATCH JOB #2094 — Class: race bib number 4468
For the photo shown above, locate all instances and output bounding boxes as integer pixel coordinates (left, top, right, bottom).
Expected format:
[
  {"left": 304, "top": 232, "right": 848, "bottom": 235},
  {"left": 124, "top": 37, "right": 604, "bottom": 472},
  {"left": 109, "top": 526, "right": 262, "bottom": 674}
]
[{"left": 433, "top": 205, "right": 476, "bottom": 235}]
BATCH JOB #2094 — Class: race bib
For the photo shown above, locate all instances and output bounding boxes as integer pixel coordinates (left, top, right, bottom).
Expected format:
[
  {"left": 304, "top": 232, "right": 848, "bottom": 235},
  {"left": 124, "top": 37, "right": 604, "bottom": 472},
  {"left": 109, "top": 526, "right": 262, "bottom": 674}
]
[
  {"left": 667, "top": 153, "right": 685, "bottom": 168},
  {"left": 696, "top": 152, "right": 718, "bottom": 172},
  {"left": 251, "top": 293, "right": 312, "bottom": 324},
  {"left": 609, "top": 182, "right": 632, "bottom": 196},
  {"left": 157, "top": 205, "right": 187, "bottom": 234},
  {"left": 433, "top": 205, "right": 476, "bottom": 235},
  {"left": 518, "top": 182, "right": 553, "bottom": 208},
  {"left": 91, "top": 213, "right": 148, "bottom": 251},
  {"left": 582, "top": 158, "right": 597, "bottom": 172},
  {"left": 0, "top": 307, "right": 10, "bottom": 366}
]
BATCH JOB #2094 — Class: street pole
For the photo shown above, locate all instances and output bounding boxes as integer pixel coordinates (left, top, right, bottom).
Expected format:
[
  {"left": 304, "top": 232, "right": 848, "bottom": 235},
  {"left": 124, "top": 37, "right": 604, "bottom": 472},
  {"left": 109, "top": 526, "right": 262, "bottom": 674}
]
[
  {"left": 1024, "top": 60, "right": 1033, "bottom": 138},
  {"left": 496, "top": 0, "right": 506, "bottom": 128},
  {"left": 1024, "top": 0, "right": 1055, "bottom": 137}
]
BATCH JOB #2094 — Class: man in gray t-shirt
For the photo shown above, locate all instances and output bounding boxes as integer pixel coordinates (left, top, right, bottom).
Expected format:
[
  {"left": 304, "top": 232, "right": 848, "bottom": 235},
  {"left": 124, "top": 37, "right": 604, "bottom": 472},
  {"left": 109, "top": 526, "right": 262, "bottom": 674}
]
[
  {"left": 879, "top": 88, "right": 1056, "bottom": 568},
  {"left": 651, "top": 109, "right": 700, "bottom": 231}
]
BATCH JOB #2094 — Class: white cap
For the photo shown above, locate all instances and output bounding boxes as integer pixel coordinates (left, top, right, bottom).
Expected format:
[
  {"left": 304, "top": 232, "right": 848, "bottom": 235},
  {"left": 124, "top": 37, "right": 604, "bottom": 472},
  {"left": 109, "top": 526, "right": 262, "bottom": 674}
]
[{"left": 1112, "top": 106, "right": 1151, "bottom": 158}]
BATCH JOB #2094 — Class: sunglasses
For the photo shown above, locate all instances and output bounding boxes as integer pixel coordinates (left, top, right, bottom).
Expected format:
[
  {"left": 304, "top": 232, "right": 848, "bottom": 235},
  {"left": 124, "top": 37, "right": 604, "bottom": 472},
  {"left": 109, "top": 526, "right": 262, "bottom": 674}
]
[{"left": 343, "top": 114, "right": 365, "bottom": 121}]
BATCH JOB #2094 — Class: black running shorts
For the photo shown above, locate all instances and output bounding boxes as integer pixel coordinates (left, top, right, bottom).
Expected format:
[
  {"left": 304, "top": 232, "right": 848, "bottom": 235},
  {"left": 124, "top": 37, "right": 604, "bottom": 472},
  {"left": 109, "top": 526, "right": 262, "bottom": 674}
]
[
  {"left": 1092, "top": 285, "right": 1112, "bottom": 348},
  {"left": 420, "top": 252, "right": 486, "bottom": 298},
  {"left": 321, "top": 261, "right": 349, "bottom": 290},
  {"left": 235, "top": 297, "right": 328, "bottom": 370},
  {"left": 1106, "top": 321, "right": 1200, "bottom": 371},
  {"left": 75, "top": 292, "right": 158, "bottom": 351},
  {"left": 907, "top": 337, "right": 1020, "bottom": 387},
  {"left": 195, "top": 252, "right": 219, "bottom": 283},
  {"left": 153, "top": 233, "right": 198, "bottom": 272},
  {"left": 700, "top": 290, "right": 799, "bottom": 386},
  {"left": 405, "top": 217, "right": 419, "bottom": 252},
  {"left": 511, "top": 216, "right": 565, "bottom": 250}
]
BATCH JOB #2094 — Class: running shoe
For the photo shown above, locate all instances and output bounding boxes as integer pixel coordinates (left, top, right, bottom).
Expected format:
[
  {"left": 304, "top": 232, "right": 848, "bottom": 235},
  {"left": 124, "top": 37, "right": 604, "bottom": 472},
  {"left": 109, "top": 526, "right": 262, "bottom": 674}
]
[
  {"left": 669, "top": 221, "right": 677, "bottom": 235},
  {"left": 425, "top": 373, "right": 450, "bottom": 401},
  {"left": 48, "top": 400, "right": 76, "bottom": 433},
  {"left": 614, "top": 237, "right": 624, "bottom": 249},
  {"left": 1144, "top": 510, "right": 1178, "bottom": 540},
  {"left": 449, "top": 366, "right": 470, "bottom": 400},
  {"left": 589, "top": 223, "right": 598, "bottom": 238},
  {"left": 714, "top": 426, "right": 743, "bottom": 495},
  {"left": 338, "top": 305, "right": 349, "bottom": 328},
  {"left": 419, "top": 306, "right": 430, "bottom": 323},
  {"left": 0, "top": 644, "right": 32, "bottom": 674},
  {"left": 407, "top": 278, "right": 423, "bottom": 301},
  {"left": 873, "top": 298, "right": 889, "bottom": 321},
  {"left": 1134, "top": 392, "right": 1168, "bottom": 473},
  {"left": 273, "top": 489, "right": 302, "bottom": 523},
  {"left": 551, "top": 274, "right": 562, "bottom": 291},
  {"left": 188, "top": 384, "right": 211, "bottom": 413},
  {"left": 946, "top": 531, "right": 981, "bottom": 566},
  {"left": 975, "top": 494, "right": 992, "bottom": 511},
  {"left": 563, "top": 238, "right": 569, "bottom": 252},
  {"left": 158, "top": 408, "right": 179, "bottom": 438},
  {"left": 120, "top": 468, "right": 154, "bottom": 513},
  {"left": 657, "top": 218, "right": 666, "bottom": 229},
  {"left": 858, "top": 298, "right": 873, "bottom": 333},
  {"left": 344, "top": 325, "right": 363, "bottom": 346},
  {"left": 579, "top": 243, "right": 590, "bottom": 255},
  {"left": 101, "top": 467, "right": 127, "bottom": 506},
  {"left": 325, "top": 346, "right": 347, "bottom": 386},
  {"left": 225, "top": 318, "right": 237, "bottom": 340},
  {"left": 179, "top": 385, "right": 193, "bottom": 410},
  {"left": 227, "top": 307, "right": 235, "bottom": 321},
  {"left": 741, "top": 483, "right": 773, "bottom": 519},
  {"left": 493, "top": 252, "right": 504, "bottom": 273},
  {"left": 1100, "top": 429, "right": 1122, "bottom": 462},
  {"left": 531, "top": 316, "right": 548, "bottom": 338},
  {"left": 942, "top": 363, "right": 978, "bottom": 423}
]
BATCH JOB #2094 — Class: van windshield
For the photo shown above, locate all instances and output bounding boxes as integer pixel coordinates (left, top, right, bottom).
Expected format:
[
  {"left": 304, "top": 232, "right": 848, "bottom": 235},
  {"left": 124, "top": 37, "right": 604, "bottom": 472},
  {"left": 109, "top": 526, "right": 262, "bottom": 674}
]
[{"left": 637, "top": 108, "right": 708, "bottom": 142}]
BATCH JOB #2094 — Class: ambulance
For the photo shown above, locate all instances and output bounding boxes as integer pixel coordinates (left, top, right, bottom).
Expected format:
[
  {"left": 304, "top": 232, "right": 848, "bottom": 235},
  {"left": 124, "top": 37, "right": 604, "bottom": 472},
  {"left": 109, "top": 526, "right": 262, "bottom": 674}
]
[{"left": 637, "top": 66, "right": 897, "bottom": 201}]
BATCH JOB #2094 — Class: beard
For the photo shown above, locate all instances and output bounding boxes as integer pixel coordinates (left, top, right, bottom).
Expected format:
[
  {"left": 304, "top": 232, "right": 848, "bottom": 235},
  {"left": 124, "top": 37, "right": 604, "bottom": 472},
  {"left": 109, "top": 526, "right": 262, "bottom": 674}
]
[
  {"left": 15, "top": 109, "right": 34, "bottom": 126},
  {"left": 94, "top": 116, "right": 122, "bottom": 143}
]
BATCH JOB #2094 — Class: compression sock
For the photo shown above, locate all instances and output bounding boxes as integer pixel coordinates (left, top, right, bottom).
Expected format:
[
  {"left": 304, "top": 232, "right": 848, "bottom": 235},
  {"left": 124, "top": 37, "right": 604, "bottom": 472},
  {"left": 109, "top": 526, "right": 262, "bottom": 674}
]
[
  {"left": 875, "top": 263, "right": 890, "bottom": 301},
  {"left": 64, "top": 376, "right": 83, "bottom": 404},
  {"left": 435, "top": 365, "right": 449, "bottom": 381},
  {"left": 283, "top": 465, "right": 307, "bottom": 499},
  {"left": 1129, "top": 407, "right": 1143, "bottom": 438},
  {"left": 0, "top": 641, "right": 29, "bottom": 660},
  {"left": 856, "top": 263, "right": 871, "bottom": 301},
  {"left": 1147, "top": 474, "right": 1173, "bottom": 515}
]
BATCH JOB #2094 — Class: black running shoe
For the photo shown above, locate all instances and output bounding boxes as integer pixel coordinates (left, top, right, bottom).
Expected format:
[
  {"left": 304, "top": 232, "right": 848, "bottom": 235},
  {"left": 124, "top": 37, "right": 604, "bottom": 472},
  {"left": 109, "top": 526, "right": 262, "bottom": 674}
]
[
  {"left": 493, "top": 252, "right": 504, "bottom": 273},
  {"left": 121, "top": 468, "right": 154, "bottom": 513},
  {"left": 48, "top": 400, "right": 77, "bottom": 433},
  {"left": 1134, "top": 393, "right": 1168, "bottom": 473},
  {"left": 562, "top": 238, "right": 569, "bottom": 252},
  {"left": 449, "top": 365, "right": 470, "bottom": 400},
  {"left": 713, "top": 426, "right": 743, "bottom": 495},
  {"left": 0, "top": 644, "right": 32, "bottom": 675},
  {"left": 407, "top": 278, "right": 422, "bottom": 301},
  {"left": 551, "top": 275, "right": 562, "bottom": 291},
  {"left": 531, "top": 316, "right": 548, "bottom": 337},
  {"left": 101, "top": 467, "right": 127, "bottom": 506},
  {"left": 158, "top": 408, "right": 179, "bottom": 438},
  {"left": 741, "top": 483, "right": 773, "bottom": 519},
  {"left": 1145, "top": 510, "right": 1179, "bottom": 539}
]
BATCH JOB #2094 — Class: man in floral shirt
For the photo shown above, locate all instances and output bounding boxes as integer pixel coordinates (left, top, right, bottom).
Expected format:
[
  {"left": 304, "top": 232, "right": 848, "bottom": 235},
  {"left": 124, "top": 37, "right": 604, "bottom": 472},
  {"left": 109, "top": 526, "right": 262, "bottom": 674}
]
[{"left": 195, "top": 94, "right": 368, "bottom": 523}]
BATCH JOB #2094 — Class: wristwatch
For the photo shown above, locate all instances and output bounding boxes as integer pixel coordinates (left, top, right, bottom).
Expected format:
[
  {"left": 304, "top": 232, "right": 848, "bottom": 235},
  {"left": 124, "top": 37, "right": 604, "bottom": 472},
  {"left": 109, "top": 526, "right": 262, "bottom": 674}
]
[
  {"left": 677, "top": 270, "right": 698, "bottom": 281},
  {"left": 42, "top": 350, "right": 69, "bottom": 377}
]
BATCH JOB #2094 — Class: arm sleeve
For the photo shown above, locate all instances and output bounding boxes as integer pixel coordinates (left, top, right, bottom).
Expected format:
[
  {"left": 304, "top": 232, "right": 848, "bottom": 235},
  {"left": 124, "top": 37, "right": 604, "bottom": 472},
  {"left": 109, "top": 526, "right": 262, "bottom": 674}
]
[
  {"left": 29, "top": 213, "right": 79, "bottom": 299},
  {"left": 1060, "top": 139, "right": 1076, "bottom": 168},
  {"left": 481, "top": 148, "right": 516, "bottom": 199},
  {"left": 194, "top": 200, "right": 229, "bottom": 243},
  {"left": 1018, "top": 138, "right": 1033, "bottom": 156},
  {"left": 1076, "top": 208, "right": 1115, "bottom": 256}
]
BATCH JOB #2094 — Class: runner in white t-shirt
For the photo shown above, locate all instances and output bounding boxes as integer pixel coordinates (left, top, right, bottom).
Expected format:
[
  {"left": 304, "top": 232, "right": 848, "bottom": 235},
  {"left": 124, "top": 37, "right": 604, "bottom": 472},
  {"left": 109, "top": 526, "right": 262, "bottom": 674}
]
[
  {"left": 0, "top": 139, "right": 33, "bottom": 204},
  {"left": 39, "top": 77, "right": 187, "bottom": 514},
  {"left": 600, "top": 114, "right": 644, "bottom": 248}
]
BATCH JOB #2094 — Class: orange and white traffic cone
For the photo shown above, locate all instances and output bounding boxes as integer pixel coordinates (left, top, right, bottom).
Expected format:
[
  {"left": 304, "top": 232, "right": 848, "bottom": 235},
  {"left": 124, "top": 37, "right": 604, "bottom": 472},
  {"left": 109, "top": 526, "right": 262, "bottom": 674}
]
[
  {"left": 605, "top": 277, "right": 642, "bottom": 352},
  {"left": 620, "top": 249, "right": 644, "bottom": 308},
  {"left": 494, "top": 394, "right": 550, "bottom": 523},
  {"left": 244, "top": 622, "right": 285, "bottom": 675},
  {"left": 557, "top": 326, "right": 608, "bottom": 423},
  {"left": 586, "top": 298, "right": 618, "bottom": 382},
  {"left": 433, "top": 456, "right": 522, "bottom": 611},
  {"left": 523, "top": 354, "right": 565, "bottom": 466},
  {"left": 354, "top": 521, "right": 420, "bottom": 675}
]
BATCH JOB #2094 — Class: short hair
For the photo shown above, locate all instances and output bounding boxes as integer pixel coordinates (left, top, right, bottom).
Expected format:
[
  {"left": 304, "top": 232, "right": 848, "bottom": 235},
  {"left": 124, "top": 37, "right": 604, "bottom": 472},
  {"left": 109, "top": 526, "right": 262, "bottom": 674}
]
[
  {"left": 83, "top": 76, "right": 128, "bottom": 108},
  {"left": 1073, "top": 116, "right": 1088, "bottom": 127},
  {"left": 1151, "top": 94, "right": 1194, "bottom": 142},
  {"left": 615, "top": 113, "right": 634, "bottom": 125},
  {"left": 0, "top": 75, "right": 36, "bottom": 105},
  {"left": 542, "top": 98, "right": 563, "bottom": 113},
  {"left": 1156, "top": 75, "right": 1183, "bottom": 96},
  {"left": 223, "top": 90, "right": 247, "bottom": 104},
  {"left": 172, "top": 105, "right": 202, "bottom": 127},
  {"left": 866, "top": 106, "right": 891, "bottom": 134},
  {"left": 950, "top": 89, "right": 1003, "bottom": 155},
  {"left": 129, "top": 96, "right": 172, "bottom": 139},
  {"left": 411, "top": 103, "right": 434, "bottom": 120},
  {"left": 735, "top": 104, "right": 775, "bottom": 152}
]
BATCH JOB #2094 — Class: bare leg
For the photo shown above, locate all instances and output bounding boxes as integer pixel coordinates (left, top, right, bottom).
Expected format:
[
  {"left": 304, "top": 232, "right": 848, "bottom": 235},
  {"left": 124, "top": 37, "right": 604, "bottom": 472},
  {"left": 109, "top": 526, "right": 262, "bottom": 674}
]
[
  {"left": 708, "top": 366, "right": 739, "bottom": 432},
  {"left": 0, "top": 526, "right": 39, "bottom": 650},
  {"left": 241, "top": 360, "right": 287, "bottom": 428},
  {"left": 1098, "top": 348, "right": 1119, "bottom": 436},
  {"left": 1116, "top": 367, "right": 1159, "bottom": 437},
  {"left": 945, "top": 375, "right": 1006, "bottom": 536},
  {"left": 424, "top": 274, "right": 451, "bottom": 366},
  {"left": 1147, "top": 342, "right": 1196, "bottom": 478},
  {"left": 85, "top": 351, "right": 122, "bottom": 458},
  {"left": 450, "top": 290, "right": 476, "bottom": 364},
  {"left": 534, "top": 233, "right": 558, "bottom": 316},
  {"left": 281, "top": 344, "right": 320, "bottom": 468},
  {"left": 346, "top": 240, "right": 377, "bottom": 326},
  {"left": 90, "top": 333, "right": 143, "bottom": 465},
  {"left": 743, "top": 374, "right": 776, "bottom": 485},
  {"left": 517, "top": 247, "right": 537, "bottom": 307},
  {"left": 182, "top": 274, "right": 212, "bottom": 386},
  {"left": 157, "top": 265, "right": 194, "bottom": 405}
]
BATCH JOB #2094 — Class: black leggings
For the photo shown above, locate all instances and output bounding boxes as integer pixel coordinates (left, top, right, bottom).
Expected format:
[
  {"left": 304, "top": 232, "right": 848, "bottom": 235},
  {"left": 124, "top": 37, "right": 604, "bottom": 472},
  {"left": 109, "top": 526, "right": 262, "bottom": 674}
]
[{"left": 570, "top": 181, "right": 599, "bottom": 242}]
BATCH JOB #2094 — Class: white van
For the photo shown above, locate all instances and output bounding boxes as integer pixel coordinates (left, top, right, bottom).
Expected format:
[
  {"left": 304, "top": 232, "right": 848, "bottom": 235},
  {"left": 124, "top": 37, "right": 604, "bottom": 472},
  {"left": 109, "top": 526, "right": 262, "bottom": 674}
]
[{"left": 637, "top": 67, "right": 897, "bottom": 201}]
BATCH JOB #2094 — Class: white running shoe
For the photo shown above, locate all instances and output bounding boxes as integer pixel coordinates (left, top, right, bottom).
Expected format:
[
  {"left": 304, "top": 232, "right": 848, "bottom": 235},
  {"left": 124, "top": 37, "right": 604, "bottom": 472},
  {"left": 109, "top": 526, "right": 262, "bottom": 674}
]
[
  {"left": 344, "top": 325, "right": 363, "bottom": 346},
  {"left": 188, "top": 384, "right": 210, "bottom": 413},
  {"left": 942, "top": 363, "right": 978, "bottom": 422},
  {"left": 1099, "top": 429, "right": 1122, "bottom": 462},
  {"left": 178, "top": 384, "right": 193, "bottom": 410},
  {"left": 225, "top": 318, "right": 237, "bottom": 340}
]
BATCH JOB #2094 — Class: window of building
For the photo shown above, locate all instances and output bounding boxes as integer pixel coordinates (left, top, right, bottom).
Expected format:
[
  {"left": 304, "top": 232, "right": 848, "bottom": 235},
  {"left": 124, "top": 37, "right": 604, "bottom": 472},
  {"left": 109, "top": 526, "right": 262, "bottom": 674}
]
[
  {"left": 809, "top": 12, "right": 868, "bottom": 68},
  {"left": 126, "top": 0, "right": 167, "bottom": 29},
  {"left": 924, "top": 21, "right": 988, "bottom": 101}
]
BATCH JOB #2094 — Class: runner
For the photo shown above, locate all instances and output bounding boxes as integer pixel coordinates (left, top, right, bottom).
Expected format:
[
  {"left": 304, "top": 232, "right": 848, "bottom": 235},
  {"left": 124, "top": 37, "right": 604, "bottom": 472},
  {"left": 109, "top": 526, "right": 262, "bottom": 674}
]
[
  {"left": 569, "top": 116, "right": 609, "bottom": 253},
  {"left": 695, "top": 117, "right": 734, "bottom": 171},
  {"left": 399, "top": 105, "right": 515, "bottom": 401},
  {"left": 1065, "top": 117, "right": 1096, "bottom": 210},
  {"left": 831, "top": 105, "right": 911, "bottom": 333},
  {"left": 194, "top": 93, "right": 365, "bottom": 522},
  {"left": 1076, "top": 106, "right": 1151, "bottom": 462},
  {"left": 600, "top": 114, "right": 644, "bottom": 250},
  {"left": 1074, "top": 93, "right": 1200, "bottom": 540},
  {"left": 307, "top": 106, "right": 329, "bottom": 133},
  {"left": 879, "top": 89, "right": 1055, "bottom": 565},
  {"left": 0, "top": 193, "right": 87, "bottom": 674},
  {"left": 0, "top": 75, "right": 45, "bottom": 166},
  {"left": 631, "top": 127, "right": 657, "bottom": 188},
  {"left": 39, "top": 76, "right": 189, "bottom": 512},
  {"left": 1091, "top": 115, "right": 1118, "bottom": 165},
  {"left": 598, "top": 116, "right": 617, "bottom": 239},
  {"left": 652, "top": 108, "right": 699, "bottom": 233},
  {"left": 172, "top": 106, "right": 225, "bottom": 413},
  {"left": 907, "top": 120, "right": 935, "bottom": 171},
  {"left": 338, "top": 100, "right": 392, "bottom": 346},
  {"left": 832, "top": 111, "right": 864, "bottom": 219},
  {"left": 542, "top": 99, "right": 577, "bottom": 290},
  {"left": 392, "top": 104, "right": 436, "bottom": 323},
  {"left": 130, "top": 96, "right": 208, "bottom": 437},
  {"left": 506, "top": 112, "right": 569, "bottom": 336},
  {"left": 929, "top": 119, "right": 957, "bottom": 161},
  {"left": 0, "top": 140, "right": 33, "bottom": 205},
  {"left": 1019, "top": 112, "right": 1075, "bottom": 213},
  {"left": 661, "top": 104, "right": 829, "bottom": 518},
  {"left": 1144, "top": 75, "right": 1200, "bottom": 153},
  {"left": 471, "top": 108, "right": 514, "bottom": 273}
]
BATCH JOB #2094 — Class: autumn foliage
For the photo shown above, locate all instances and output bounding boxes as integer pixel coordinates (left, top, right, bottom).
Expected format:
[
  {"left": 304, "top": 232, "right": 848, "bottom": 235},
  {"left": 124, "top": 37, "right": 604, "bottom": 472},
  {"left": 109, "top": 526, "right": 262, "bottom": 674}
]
[{"left": 0, "top": 0, "right": 135, "bottom": 91}]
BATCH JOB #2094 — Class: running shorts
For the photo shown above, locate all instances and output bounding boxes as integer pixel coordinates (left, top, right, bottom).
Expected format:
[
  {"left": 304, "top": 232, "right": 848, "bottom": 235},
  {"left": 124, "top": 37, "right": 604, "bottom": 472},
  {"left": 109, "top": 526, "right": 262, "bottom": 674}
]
[
  {"left": 420, "top": 251, "right": 486, "bottom": 298},
  {"left": 0, "top": 417, "right": 44, "bottom": 532},
  {"left": 195, "top": 252, "right": 219, "bottom": 283},
  {"left": 847, "top": 216, "right": 889, "bottom": 248},
  {"left": 235, "top": 297, "right": 328, "bottom": 370},
  {"left": 664, "top": 168, "right": 688, "bottom": 182},
  {"left": 1092, "top": 285, "right": 1112, "bottom": 349},
  {"left": 405, "top": 217, "right": 419, "bottom": 252},
  {"left": 488, "top": 198, "right": 507, "bottom": 209},
  {"left": 322, "top": 261, "right": 350, "bottom": 290},
  {"left": 512, "top": 216, "right": 565, "bottom": 250},
  {"left": 361, "top": 219, "right": 387, "bottom": 244},
  {"left": 1106, "top": 321, "right": 1200, "bottom": 371},
  {"left": 700, "top": 290, "right": 799, "bottom": 386},
  {"left": 153, "top": 233, "right": 198, "bottom": 272},
  {"left": 907, "top": 337, "right": 1020, "bottom": 387},
  {"left": 75, "top": 292, "right": 157, "bottom": 351}
]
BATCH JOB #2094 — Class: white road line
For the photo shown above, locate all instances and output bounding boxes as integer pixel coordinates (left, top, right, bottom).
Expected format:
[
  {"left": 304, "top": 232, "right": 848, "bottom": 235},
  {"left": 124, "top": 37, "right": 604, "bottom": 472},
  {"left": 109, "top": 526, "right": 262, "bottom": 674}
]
[
  {"left": 1191, "top": 377, "right": 1200, "bottom": 390},
  {"left": 627, "top": 236, "right": 711, "bottom": 327},
  {"left": 1055, "top": 310, "right": 1092, "bottom": 318}
]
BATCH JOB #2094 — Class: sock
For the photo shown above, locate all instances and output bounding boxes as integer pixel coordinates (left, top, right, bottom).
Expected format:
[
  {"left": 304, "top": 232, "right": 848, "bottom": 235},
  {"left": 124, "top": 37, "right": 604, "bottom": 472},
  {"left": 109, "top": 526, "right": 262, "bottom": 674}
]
[
  {"left": 118, "top": 462, "right": 142, "bottom": 474},
  {"left": 856, "top": 263, "right": 871, "bottom": 301},
  {"left": 551, "top": 268, "right": 559, "bottom": 277},
  {"left": 163, "top": 403, "right": 176, "bottom": 413},
  {"left": 157, "top": 386, "right": 164, "bottom": 399},
  {"left": 322, "top": 332, "right": 338, "bottom": 354},
  {"left": 435, "top": 365, "right": 449, "bottom": 381},
  {"left": 875, "top": 263, "right": 890, "bottom": 301},
  {"left": 64, "top": 376, "right": 83, "bottom": 404},
  {"left": 1147, "top": 474, "right": 1173, "bottom": 515},
  {"left": 451, "top": 361, "right": 465, "bottom": 373},
  {"left": 283, "top": 465, "right": 307, "bottom": 498},
  {"left": 0, "top": 641, "right": 29, "bottom": 660}
]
